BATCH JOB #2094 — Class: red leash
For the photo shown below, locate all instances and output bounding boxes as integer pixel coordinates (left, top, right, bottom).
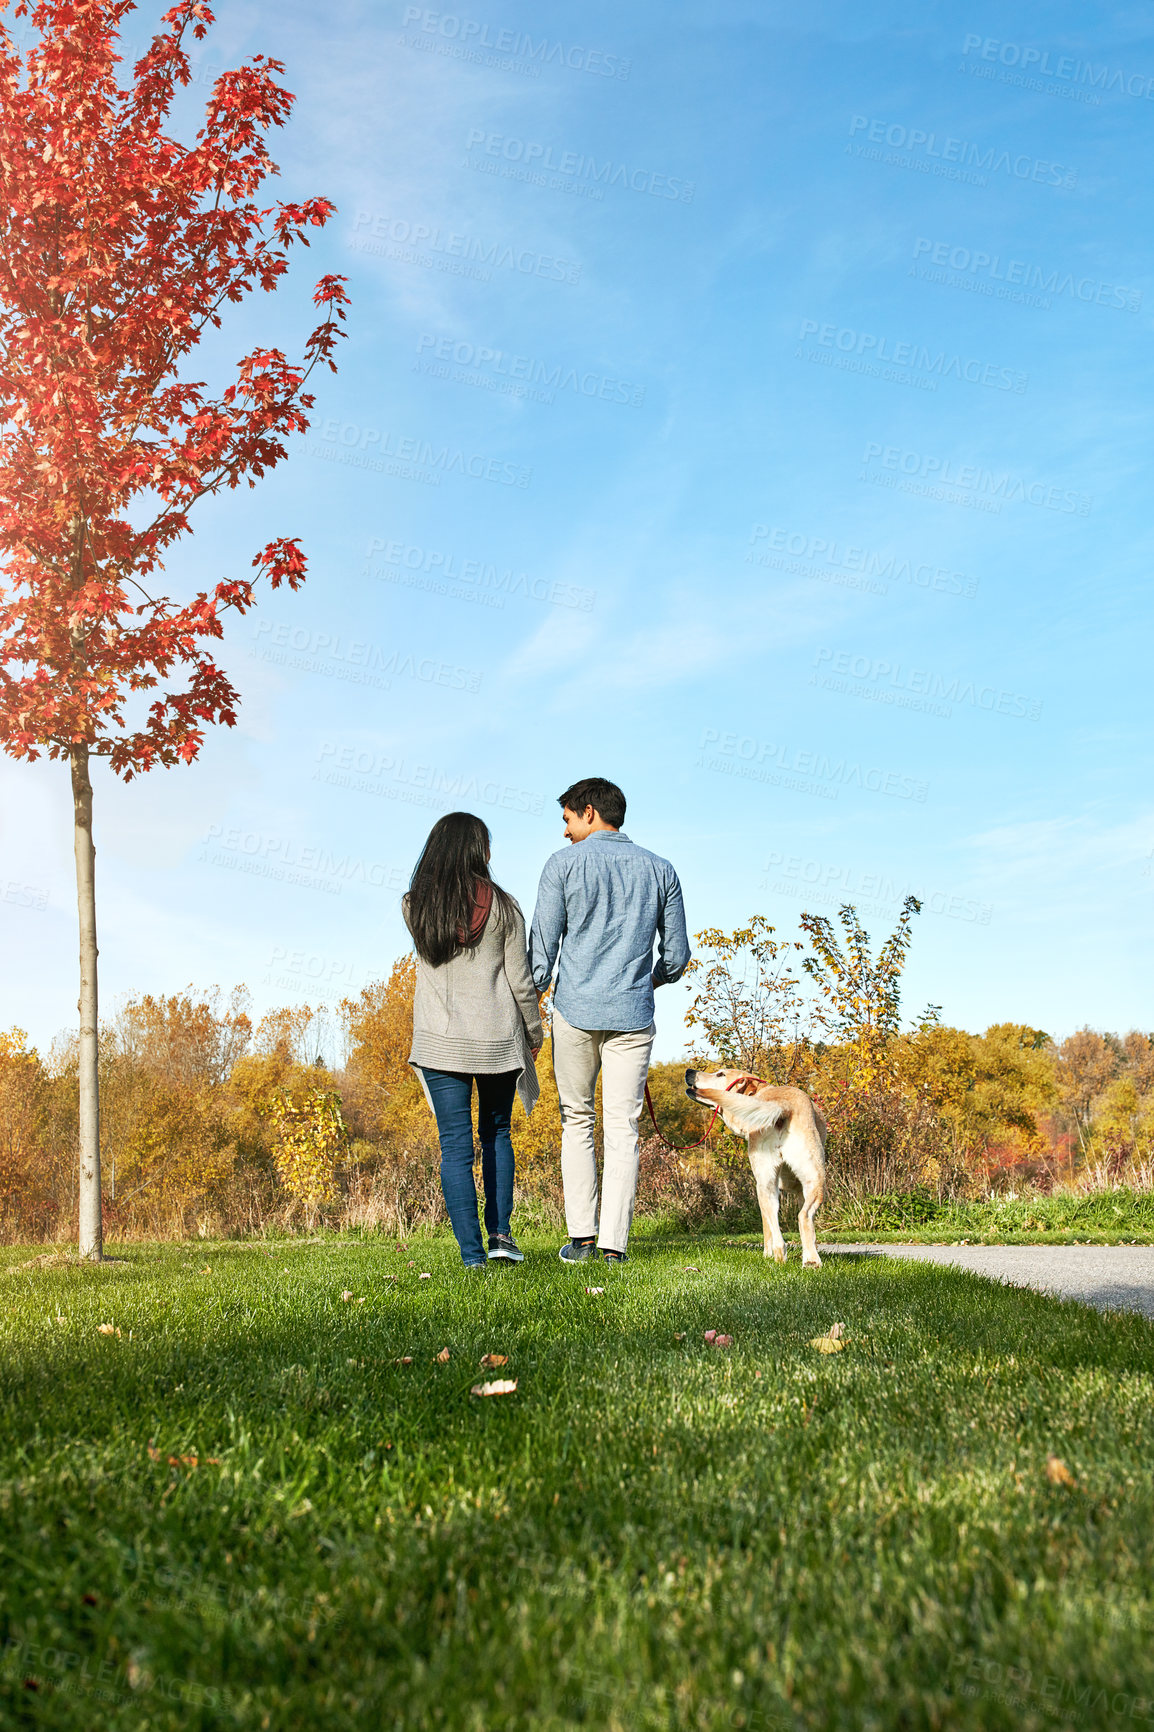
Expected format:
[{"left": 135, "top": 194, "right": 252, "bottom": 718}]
[{"left": 643, "top": 1075, "right": 743, "bottom": 1152}]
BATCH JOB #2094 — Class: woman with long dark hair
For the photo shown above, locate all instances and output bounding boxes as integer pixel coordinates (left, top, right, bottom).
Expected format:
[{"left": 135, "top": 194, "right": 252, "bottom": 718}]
[{"left": 404, "top": 812, "right": 542, "bottom": 1269}]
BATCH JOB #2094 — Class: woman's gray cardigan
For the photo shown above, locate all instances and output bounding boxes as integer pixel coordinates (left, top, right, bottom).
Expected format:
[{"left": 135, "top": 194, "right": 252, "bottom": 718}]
[{"left": 405, "top": 895, "right": 543, "bottom": 1116}]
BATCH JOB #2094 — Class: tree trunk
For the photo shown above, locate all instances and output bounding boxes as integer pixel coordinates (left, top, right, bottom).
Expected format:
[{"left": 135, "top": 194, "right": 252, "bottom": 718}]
[{"left": 71, "top": 743, "right": 102, "bottom": 1260}]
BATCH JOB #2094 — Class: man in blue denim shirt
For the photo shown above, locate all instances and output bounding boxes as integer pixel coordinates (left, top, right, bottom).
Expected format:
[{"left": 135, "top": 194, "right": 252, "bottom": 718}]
[{"left": 529, "top": 777, "right": 690, "bottom": 1264}]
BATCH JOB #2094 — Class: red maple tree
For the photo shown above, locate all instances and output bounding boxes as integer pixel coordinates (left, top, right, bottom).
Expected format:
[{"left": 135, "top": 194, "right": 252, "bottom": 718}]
[{"left": 0, "top": 0, "right": 349, "bottom": 1256}]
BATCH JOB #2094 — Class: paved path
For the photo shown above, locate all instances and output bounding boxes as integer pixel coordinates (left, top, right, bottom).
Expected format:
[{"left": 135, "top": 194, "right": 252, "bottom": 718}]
[{"left": 826, "top": 1244, "right": 1154, "bottom": 1321}]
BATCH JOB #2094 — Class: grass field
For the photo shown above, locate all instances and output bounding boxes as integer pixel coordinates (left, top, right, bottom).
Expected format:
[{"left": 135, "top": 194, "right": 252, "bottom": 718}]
[
  {"left": 814, "top": 1186, "right": 1154, "bottom": 1245},
  {"left": 2, "top": 1225, "right": 1153, "bottom": 1730}
]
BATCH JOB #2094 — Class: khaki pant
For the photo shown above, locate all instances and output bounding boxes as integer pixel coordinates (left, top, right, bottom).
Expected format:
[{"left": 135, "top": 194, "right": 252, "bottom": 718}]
[{"left": 551, "top": 1009, "right": 656, "bottom": 1252}]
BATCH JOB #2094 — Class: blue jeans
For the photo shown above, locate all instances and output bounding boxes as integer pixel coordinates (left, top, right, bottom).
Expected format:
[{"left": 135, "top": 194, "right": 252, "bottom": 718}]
[{"left": 419, "top": 1069, "right": 519, "bottom": 1265}]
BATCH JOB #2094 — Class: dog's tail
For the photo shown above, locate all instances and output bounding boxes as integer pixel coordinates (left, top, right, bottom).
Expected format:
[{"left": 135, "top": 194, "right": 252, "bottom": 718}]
[{"left": 723, "top": 1095, "right": 789, "bottom": 1136}]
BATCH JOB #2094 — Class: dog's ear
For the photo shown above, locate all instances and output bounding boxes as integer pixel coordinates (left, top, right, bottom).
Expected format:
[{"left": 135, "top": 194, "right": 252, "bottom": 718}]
[{"left": 733, "top": 1074, "right": 764, "bottom": 1096}]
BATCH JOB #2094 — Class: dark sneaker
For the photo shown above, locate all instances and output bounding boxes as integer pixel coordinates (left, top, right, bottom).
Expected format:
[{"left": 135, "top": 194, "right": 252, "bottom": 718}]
[
  {"left": 558, "top": 1240, "right": 597, "bottom": 1264},
  {"left": 487, "top": 1234, "right": 524, "bottom": 1264},
  {"left": 601, "top": 1248, "right": 628, "bottom": 1265}
]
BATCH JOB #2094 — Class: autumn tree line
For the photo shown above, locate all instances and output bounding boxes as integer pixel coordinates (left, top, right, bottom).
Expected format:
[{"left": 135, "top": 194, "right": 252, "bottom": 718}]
[{"left": 0, "top": 902, "right": 1150, "bottom": 1243}]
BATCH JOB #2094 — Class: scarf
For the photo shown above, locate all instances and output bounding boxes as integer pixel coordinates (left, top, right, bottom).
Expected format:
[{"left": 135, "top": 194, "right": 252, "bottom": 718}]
[{"left": 456, "top": 878, "right": 493, "bottom": 945}]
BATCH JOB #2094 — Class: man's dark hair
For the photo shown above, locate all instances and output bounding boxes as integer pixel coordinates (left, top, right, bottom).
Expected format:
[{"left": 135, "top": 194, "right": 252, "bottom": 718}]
[{"left": 558, "top": 777, "right": 626, "bottom": 829}]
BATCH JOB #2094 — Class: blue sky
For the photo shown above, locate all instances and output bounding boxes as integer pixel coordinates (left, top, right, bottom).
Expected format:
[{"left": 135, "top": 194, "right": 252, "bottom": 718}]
[{"left": 3, "top": 0, "right": 1153, "bottom": 1056}]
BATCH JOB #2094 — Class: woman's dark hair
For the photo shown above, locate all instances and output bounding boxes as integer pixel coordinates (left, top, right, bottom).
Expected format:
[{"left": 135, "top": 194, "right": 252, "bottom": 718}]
[{"left": 405, "top": 812, "right": 515, "bottom": 968}]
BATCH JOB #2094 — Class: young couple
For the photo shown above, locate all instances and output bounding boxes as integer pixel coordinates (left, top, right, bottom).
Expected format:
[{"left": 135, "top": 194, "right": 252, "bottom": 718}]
[{"left": 404, "top": 777, "right": 690, "bottom": 1271}]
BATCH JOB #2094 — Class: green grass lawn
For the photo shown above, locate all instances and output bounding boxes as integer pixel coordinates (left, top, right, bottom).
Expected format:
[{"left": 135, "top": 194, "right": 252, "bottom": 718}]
[
  {"left": 2, "top": 1226, "right": 1153, "bottom": 1730},
  {"left": 814, "top": 1187, "right": 1154, "bottom": 1245}
]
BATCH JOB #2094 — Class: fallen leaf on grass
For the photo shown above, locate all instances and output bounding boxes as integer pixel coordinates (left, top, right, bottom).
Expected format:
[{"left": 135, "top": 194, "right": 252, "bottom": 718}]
[
  {"left": 340, "top": 1290, "right": 354, "bottom": 1302},
  {"left": 470, "top": 1379, "right": 517, "bottom": 1397},
  {"left": 809, "top": 1323, "right": 847, "bottom": 1353},
  {"left": 585, "top": 1286, "right": 605, "bottom": 1295},
  {"left": 394, "top": 1356, "right": 413, "bottom": 1365},
  {"left": 97, "top": 1323, "right": 120, "bottom": 1337},
  {"left": 435, "top": 1347, "right": 451, "bottom": 1363},
  {"left": 202, "top": 1266, "right": 211, "bottom": 1274},
  {"left": 712, "top": 1334, "right": 734, "bottom": 1348},
  {"left": 682, "top": 1266, "right": 700, "bottom": 1273},
  {"left": 479, "top": 1353, "right": 508, "bottom": 1368},
  {"left": 419, "top": 1272, "right": 431, "bottom": 1281},
  {"left": 147, "top": 1441, "right": 219, "bottom": 1470},
  {"left": 673, "top": 1332, "right": 687, "bottom": 1341},
  {"left": 703, "top": 1329, "right": 716, "bottom": 1343},
  {"left": 1046, "top": 1454, "right": 1079, "bottom": 1488}
]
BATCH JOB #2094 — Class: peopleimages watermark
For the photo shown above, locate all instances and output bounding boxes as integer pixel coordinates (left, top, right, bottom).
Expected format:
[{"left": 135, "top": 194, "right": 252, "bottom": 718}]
[
  {"left": 350, "top": 212, "right": 581, "bottom": 286},
  {"left": 760, "top": 853, "right": 992, "bottom": 925},
  {"left": 400, "top": 9, "right": 631, "bottom": 78},
  {"left": 464, "top": 129, "right": 695, "bottom": 202},
  {"left": 315, "top": 743, "right": 546, "bottom": 815},
  {"left": 251, "top": 621, "right": 483, "bottom": 695},
  {"left": 2, "top": 1636, "right": 231, "bottom": 1712},
  {"left": 414, "top": 333, "right": 645, "bottom": 407},
  {"left": 197, "top": 827, "right": 405, "bottom": 896},
  {"left": 797, "top": 318, "right": 1026, "bottom": 393},
  {"left": 124, "top": 1560, "right": 343, "bottom": 1628},
  {"left": 365, "top": 537, "right": 596, "bottom": 613},
  {"left": 263, "top": 945, "right": 365, "bottom": 996},
  {"left": 561, "top": 1678, "right": 789, "bottom": 1730},
  {"left": 846, "top": 114, "right": 1076, "bottom": 190},
  {"left": 697, "top": 729, "right": 928, "bottom": 803},
  {"left": 313, "top": 419, "right": 531, "bottom": 489},
  {"left": 949, "top": 1652, "right": 1154, "bottom": 1725},
  {"left": 860, "top": 441, "right": 1093, "bottom": 516},
  {"left": 3, "top": 878, "right": 48, "bottom": 911},
  {"left": 748, "top": 526, "right": 977, "bottom": 599},
  {"left": 961, "top": 34, "right": 1154, "bottom": 101},
  {"left": 910, "top": 237, "right": 1140, "bottom": 314},
  {"left": 811, "top": 648, "right": 1042, "bottom": 722}
]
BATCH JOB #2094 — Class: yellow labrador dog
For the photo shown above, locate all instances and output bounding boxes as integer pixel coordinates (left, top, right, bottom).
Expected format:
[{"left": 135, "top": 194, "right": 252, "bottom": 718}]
[{"left": 684, "top": 1068, "right": 828, "bottom": 1268}]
